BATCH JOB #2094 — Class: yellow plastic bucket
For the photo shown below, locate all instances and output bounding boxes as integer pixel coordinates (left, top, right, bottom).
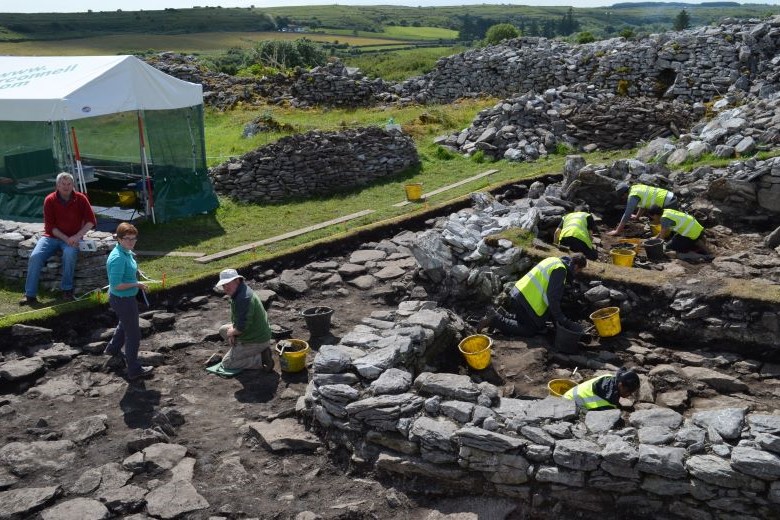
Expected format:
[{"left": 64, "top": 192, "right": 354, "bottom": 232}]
[
  {"left": 118, "top": 190, "right": 137, "bottom": 207},
  {"left": 610, "top": 248, "right": 636, "bottom": 268},
  {"left": 404, "top": 183, "right": 423, "bottom": 202},
  {"left": 615, "top": 238, "right": 641, "bottom": 253},
  {"left": 548, "top": 379, "right": 576, "bottom": 397},
  {"left": 650, "top": 224, "right": 662, "bottom": 236},
  {"left": 458, "top": 334, "right": 492, "bottom": 370},
  {"left": 275, "top": 339, "right": 310, "bottom": 373},
  {"left": 589, "top": 307, "right": 622, "bottom": 337}
]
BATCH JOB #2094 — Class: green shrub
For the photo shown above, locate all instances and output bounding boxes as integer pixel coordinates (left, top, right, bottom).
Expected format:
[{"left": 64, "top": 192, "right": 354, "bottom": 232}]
[
  {"left": 433, "top": 146, "right": 456, "bottom": 160},
  {"left": 576, "top": 31, "right": 596, "bottom": 44},
  {"left": 471, "top": 150, "right": 487, "bottom": 163},
  {"left": 484, "top": 23, "right": 520, "bottom": 45},
  {"left": 250, "top": 38, "right": 327, "bottom": 69},
  {"left": 236, "top": 63, "right": 282, "bottom": 77}
]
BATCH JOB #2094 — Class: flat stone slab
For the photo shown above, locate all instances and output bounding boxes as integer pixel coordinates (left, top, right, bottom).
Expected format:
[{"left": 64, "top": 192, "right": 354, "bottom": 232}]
[
  {"left": 0, "top": 440, "right": 76, "bottom": 476},
  {"left": 40, "top": 497, "right": 109, "bottom": 520},
  {"left": 144, "top": 480, "right": 208, "bottom": 519},
  {"left": 373, "top": 264, "right": 406, "bottom": 281},
  {"left": 28, "top": 376, "right": 82, "bottom": 399},
  {"left": 349, "top": 250, "right": 387, "bottom": 264},
  {"left": 0, "top": 486, "right": 60, "bottom": 519},
  {"left": 0, "top": 357, "right": 45, "bottom": 381},
  {"left": 681, "top": 366, "right": 749, "bottom": 393},
  {"left": 63, "top": 415, "right": 109, "bottom": 444},
  {"left": 347, "top": 274, "right": 376, "bottom": 290},
  {"left": 248, "top": 418, "right": 321, "bottom": 452},
  {"left": 141, "top": 444, "right": 188, "bottom": 473},
  {"left": 28, "top": 343, "right": 80, "bottom": 363}
]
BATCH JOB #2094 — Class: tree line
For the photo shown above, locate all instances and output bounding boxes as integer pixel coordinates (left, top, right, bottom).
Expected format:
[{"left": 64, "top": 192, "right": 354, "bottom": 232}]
[{"left": 458, "top": 8, "right": 580, "bottom": 42}]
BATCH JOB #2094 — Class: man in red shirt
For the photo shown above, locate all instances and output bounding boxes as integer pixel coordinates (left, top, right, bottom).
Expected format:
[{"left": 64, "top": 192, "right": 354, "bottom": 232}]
[{"left": 20, "top": 172, "right": 96, "bottom": 305}]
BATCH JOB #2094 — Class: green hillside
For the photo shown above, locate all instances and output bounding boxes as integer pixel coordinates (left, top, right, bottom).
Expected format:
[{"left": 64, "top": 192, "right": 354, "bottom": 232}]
[{"left": 1, "top": 3, "right": 779, "bottom": 43}]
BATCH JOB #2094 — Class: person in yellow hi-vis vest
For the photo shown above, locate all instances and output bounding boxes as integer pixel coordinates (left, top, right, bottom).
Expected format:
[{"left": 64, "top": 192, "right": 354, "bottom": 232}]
[
  {"left": 647, "top": 205, "right": 708, "bottom": 254},
  {"left": 554, "top": 206, "right": 598, "bottom": 260},
  {"left": 478, "top": 254, "right": 586, "bottom": 337},
  {"left": 563, "top": 367, "right": 640, "bottom": 411},
  {"left": 608, "top": 182, "right": 677, "bottom": 236}
]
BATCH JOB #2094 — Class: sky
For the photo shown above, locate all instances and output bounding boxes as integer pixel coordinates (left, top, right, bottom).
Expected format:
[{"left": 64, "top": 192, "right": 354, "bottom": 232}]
[{"left": 9, "top": 0, "right": 780, "bottom": 14}]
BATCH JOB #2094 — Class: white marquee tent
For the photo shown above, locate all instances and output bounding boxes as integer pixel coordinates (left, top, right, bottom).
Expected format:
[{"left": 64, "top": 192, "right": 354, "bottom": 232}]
[
  {"left": 0, "top": 55, "right": 203, "bottom": 120},
  {"left": 0, "top": 55, "right": 218, "bottom": 223}
]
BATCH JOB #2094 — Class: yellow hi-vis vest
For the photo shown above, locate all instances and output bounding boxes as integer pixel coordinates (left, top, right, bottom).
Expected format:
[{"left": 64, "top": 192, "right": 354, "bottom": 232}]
[
  {"left": 559, "top": 212, "right": 593, "bottom": 249},
  {"left": 515, "top": 257, "right": 566, "bottom": 317},
  {"left": 563, "top": 375, "right": 614, "bottom": 410},
  {"left": 662, "top": 209, "right": 703, "bottom": 239},
  {"left": 629, "top": 184, "right": 670, "bottom": 209}
]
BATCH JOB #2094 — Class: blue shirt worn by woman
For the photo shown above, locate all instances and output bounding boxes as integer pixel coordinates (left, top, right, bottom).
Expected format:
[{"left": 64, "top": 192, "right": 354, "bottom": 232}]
[{"left": 106, "top": 243, "right": 139, "bottom": 298}]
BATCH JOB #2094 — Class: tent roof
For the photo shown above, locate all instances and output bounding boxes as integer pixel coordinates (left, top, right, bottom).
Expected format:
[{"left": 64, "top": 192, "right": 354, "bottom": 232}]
[{"left": 0, "top": 55, "right": 202, "bottom": 121}]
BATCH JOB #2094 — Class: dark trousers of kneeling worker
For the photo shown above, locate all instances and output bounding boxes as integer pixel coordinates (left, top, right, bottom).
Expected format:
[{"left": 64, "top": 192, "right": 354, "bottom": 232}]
[
  {"left": 559, "top": 237, "right": 598, "bottom": 260},
  {"left": 668, "top": 232, "right": 707, "bottom": 254},
  {"left": 490, "top": 287, "right": 547, "bottom": 337}
]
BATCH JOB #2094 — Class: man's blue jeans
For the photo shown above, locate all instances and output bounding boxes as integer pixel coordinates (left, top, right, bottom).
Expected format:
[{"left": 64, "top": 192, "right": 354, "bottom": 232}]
[{"left": 24, "top": 236, "right": 78, "bottom": 297}]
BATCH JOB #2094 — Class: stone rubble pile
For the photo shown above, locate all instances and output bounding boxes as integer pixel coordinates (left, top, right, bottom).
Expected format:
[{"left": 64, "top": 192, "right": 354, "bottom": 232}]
[
  {"left": 631, "top": 92, "right": 780, "bottom": 213},
  {"left": 0, "top": 221, "right": 114, "bottom": 296},
  {"left": 435, "top": 87, "right": 696, "bottom": 161},
  {"left": 145, "top": 52, "right": 296, "bottom": 110},
  {"left": 208, "top": 126, "right": 419, "bottom": 204},
  {"left": 146, "top": 53, "right": 387, "bottom": 110}
]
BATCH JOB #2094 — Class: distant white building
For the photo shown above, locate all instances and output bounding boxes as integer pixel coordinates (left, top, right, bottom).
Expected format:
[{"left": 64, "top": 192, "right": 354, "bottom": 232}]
[{"left": 280, "top": 25, "right": 309, "bottom": 33}]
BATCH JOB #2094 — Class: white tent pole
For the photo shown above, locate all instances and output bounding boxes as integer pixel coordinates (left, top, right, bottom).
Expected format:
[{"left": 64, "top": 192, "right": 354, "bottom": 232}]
[{"left": 137, "top": 111, "right": 156, "bottom": 224}]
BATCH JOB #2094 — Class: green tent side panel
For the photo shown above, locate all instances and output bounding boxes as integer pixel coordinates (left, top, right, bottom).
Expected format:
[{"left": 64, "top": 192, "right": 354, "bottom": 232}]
[
  {"left": 0, "top": 192, "right": 45, "bottom": 221},
  {"left": 144, "top": 105, "right": 219, "bottom": 223},
  {"left": 152, "top": 168, "right": 219, "bottom": 223}
]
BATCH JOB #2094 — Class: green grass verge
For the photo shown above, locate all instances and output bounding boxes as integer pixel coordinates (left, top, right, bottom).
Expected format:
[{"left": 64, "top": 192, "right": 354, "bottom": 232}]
[{"left": 342, "top": 46, "right": 466, "bottom": 81}]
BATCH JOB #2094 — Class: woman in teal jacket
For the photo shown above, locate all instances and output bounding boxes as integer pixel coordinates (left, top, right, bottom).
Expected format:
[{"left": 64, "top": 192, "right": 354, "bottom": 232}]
[{"left": 104, "top": 222, "right": 153, "bottom": 381}]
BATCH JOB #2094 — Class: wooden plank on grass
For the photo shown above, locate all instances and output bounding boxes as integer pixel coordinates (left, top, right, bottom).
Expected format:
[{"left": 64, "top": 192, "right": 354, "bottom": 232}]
[
  {"left": 393, "top": 169, "right": 499, "bottom": 208},
  {"left": 195, "top": 209, "right": 376, "bottom": 264},
  {"left": 135, "top": 251, "right": 205, "bottom": 257}
]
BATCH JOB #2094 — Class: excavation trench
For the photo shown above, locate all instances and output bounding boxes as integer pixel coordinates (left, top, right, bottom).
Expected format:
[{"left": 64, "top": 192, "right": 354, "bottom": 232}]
[{"left": 1, "top": 172, "right": 779, "bottom": 519}]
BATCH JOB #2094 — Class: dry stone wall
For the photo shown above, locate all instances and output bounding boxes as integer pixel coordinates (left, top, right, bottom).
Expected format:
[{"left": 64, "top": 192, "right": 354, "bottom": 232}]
[
  {"left": 303, "top": 300, "right": 780, "bottom": 519},
  {"left": 395, "top": 17, "right": 780, "bottom": 105},
  {"left": 290, "top": 61, "right": 388, "bottom": 108},
  {"left": 209, "top": 127, "right": 420, "bottom": 204},
  {"left": 148, "top": 17, "right": 780, "bottom": 113},
  {"left": 0, "top": 221, "right": 114, "bottom": 294}
]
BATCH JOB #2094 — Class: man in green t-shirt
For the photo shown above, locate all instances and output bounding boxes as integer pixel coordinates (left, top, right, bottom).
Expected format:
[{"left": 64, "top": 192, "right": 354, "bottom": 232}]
[{"left": 215, "top": 269, "right": 274, "bottom": 372}]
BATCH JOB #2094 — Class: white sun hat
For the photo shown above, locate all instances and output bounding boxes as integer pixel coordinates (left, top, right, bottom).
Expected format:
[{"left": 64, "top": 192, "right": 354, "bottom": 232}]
[{"left": 215, "top": 268, "right": 244, "bottom": 288}]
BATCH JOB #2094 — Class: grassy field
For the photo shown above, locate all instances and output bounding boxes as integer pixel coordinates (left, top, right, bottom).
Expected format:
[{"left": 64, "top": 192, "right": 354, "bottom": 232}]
[
  {"left": 3, "top": 4, "right": 780, "bottom": 45},
  {"left": 325, "top": 26, "right": 457, "bottom": 41},
  {"left": 0, "top": 31, "right": 402, "bottom": 57}
]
